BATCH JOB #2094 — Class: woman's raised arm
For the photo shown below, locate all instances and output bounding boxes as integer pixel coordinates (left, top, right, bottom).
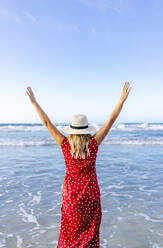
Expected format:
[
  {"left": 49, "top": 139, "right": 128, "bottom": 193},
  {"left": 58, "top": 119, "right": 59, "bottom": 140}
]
[
  {"left": 93, "top": 82, "right": 132, "bottom": 146},
  {"left": 26, "top": 86, "right": 65, "bottom": 146}
]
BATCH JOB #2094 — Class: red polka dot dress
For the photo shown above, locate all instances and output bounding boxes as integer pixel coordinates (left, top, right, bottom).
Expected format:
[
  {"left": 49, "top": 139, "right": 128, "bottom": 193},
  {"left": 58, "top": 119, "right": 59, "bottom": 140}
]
[{"left": 57, "top": 135, "right": 102, "bottom": 248}]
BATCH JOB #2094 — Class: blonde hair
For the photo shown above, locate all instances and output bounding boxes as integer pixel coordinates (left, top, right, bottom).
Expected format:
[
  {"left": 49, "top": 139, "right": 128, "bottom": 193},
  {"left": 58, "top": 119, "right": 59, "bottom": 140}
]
[{"left": 68, "top": 134, "right": 92, "bottom": 159}]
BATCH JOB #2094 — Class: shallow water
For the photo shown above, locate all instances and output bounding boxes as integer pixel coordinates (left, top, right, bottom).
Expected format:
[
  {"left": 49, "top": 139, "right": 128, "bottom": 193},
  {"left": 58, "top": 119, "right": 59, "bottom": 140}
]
[{"left": 0, "top": 123, "right": 163, "bottom": 247}]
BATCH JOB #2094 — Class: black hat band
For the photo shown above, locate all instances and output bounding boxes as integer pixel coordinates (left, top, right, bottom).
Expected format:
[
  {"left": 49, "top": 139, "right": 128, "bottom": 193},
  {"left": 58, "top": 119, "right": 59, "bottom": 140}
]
[{"left": 70, "top": 124, "right": 88, "bottom": 129}]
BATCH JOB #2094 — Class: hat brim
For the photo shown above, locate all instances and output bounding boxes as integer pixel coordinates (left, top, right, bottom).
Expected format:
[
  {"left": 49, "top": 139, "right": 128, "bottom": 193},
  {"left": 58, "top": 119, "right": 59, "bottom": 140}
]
[{"left": 61, "top": 124, "right": 97, "bottom": 134}]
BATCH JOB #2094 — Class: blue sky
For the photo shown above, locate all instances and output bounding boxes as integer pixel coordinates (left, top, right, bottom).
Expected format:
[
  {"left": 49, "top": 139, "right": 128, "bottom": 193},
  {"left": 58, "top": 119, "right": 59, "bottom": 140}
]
[{"left": 0, "top": 0, "right": 163, "bottom": 124}]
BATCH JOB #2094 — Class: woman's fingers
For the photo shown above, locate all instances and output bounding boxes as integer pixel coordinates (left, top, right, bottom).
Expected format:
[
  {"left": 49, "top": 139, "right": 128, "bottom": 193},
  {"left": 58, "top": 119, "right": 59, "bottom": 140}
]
[
  {"left": 27, "top": 86, "right": 32, "bottom": 93},
  {"left": 26, "top": 87, "right": 34, "bottom": 96},
  {"left": 126, "top": 86, "right": 132, "bottom": 97},
  {"left": 26, "top": 87, "right": 30, "bottom": 91},
  {"left": 26, "top": 86, "right": 36, "bottom": 103},
  {"left": 121, "top": 82, "right": 131, "bottom": 101},
  {"left": 26, "top": 89, "right": 31, "bottom": 96},
  {"left": 123, "top": 82, "right": 129, "bottom": 91},
  {"left": 125, "top": 82, "right": 129, "bottom": 88},
  {"left": 124, "top": 82, "right": 131, "bottom": 92}
]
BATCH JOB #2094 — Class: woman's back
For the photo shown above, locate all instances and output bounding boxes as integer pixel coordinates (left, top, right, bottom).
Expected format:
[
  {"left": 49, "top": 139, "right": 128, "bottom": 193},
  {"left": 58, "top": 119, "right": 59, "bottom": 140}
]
[
  {"left": 57, "top": 135, "right": 102, "bottom": 248},
  {"left": 61, "top": 135, "right": 98, "bottom": 175}
]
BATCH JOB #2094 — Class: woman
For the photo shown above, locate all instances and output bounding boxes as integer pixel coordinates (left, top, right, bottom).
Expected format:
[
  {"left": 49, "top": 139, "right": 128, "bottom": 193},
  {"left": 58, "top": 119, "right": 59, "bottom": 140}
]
[{"left": 26, "top": 82, "right": 131, "bottom": 247}]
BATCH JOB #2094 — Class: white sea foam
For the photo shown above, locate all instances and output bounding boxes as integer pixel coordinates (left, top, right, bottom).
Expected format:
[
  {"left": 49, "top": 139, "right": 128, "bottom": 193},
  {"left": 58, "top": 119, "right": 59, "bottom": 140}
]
[
  {"left": 48, "top": 240, "right": 59, "bottom": 246},
  {"left": 107, "top": 184, "right": 124, "bottom": 190},
  {"left": 103, "top": 137, "right": 163, "bottom": 146},
  {"left": 134, "top": 212, "right": 163, "bottom": 223},
  {"left": 28, "top": 191, "right": 42, "bottom": 206},
  {"left": 46, "top": 224, "right": 57, "bottom": 230},
  {"left": 6, "top": 200, "right": 13, "bottom": 203},
  {"left": 152, "top": 244, "right": 163, "bottom": 248},
  {"left": 17, "top": 235, "right": 23, "bottom": 248},
  {"left": 1, "top": 122, "right": 163, "bottom": 131},
  {"left": 115, "top": 123, "right": 126, "bottom": 130},
  {"left": 112, "top": 122, "right": 163, "bottom": 131},
  {"left": 0, "top": 177, "right": 7, "bottom": 181},
  {"left": 19, "top": 205, "right": 39, "bottom": 226},
  {"left": 0, "top": 125, "right": 45, "bottom": 132},
  {"left": 100, "top": 238, "right": 108, "bottom": 248},
  {"left": 0, "top": 139, "right": 54, "bottom": 146},
  {"left": 149, "top": 240, "right": 163, "bottom": 248},
  {"left": 1, "top": 137, "right": 163, "bottom": 146}
]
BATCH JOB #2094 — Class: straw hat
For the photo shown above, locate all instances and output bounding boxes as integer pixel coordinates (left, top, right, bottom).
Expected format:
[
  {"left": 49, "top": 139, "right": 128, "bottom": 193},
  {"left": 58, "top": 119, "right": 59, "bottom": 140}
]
[{"left": 62, "top": 114, "right": 97, "bottom": 134}]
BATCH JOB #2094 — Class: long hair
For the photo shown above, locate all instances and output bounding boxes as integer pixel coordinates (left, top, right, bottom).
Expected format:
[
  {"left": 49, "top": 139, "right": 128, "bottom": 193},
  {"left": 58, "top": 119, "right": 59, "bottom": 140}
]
[{"left": 68, "top": 134, "right": 92, "bottom": 159}]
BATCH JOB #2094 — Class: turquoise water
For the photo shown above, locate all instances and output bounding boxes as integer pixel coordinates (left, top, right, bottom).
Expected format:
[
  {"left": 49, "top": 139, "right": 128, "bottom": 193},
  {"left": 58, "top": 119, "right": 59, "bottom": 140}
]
[{"left": 0, "top": 123, "right": 163, "bottom": 248}]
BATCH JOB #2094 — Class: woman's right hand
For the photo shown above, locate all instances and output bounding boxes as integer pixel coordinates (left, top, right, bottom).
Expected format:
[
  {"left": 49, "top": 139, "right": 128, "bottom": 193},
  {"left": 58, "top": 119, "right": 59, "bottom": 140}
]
[
  {"left": 120, "top": 82, "right": 132, "bottom": 102},
  {"left": 26, "top": 86, "right": 37, "bottom": 104}
]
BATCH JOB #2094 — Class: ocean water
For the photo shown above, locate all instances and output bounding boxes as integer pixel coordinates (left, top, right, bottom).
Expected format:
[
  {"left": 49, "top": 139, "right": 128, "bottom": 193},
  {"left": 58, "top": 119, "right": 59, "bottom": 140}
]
[{"left": 0, "top": 122, "right": 163, "bottom": 248}]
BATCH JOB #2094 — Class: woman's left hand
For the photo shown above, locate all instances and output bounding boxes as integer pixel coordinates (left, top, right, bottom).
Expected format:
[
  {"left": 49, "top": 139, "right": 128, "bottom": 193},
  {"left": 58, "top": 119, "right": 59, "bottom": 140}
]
[{"left": 26, "top": 86, "right": 36, "bottom": 104}]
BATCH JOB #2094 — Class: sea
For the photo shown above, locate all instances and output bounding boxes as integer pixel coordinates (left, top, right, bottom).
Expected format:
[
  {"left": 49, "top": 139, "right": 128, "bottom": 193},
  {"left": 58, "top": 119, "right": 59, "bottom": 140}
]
[{"left": 0, "top": 122, "right": 163, "bottom": 248}]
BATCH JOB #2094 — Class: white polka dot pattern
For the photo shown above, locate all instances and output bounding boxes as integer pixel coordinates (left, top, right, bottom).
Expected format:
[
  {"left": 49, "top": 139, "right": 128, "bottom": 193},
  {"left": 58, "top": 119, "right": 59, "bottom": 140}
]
[{"left": 57, "top": 136, "right": 102, "bottom": 248}]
